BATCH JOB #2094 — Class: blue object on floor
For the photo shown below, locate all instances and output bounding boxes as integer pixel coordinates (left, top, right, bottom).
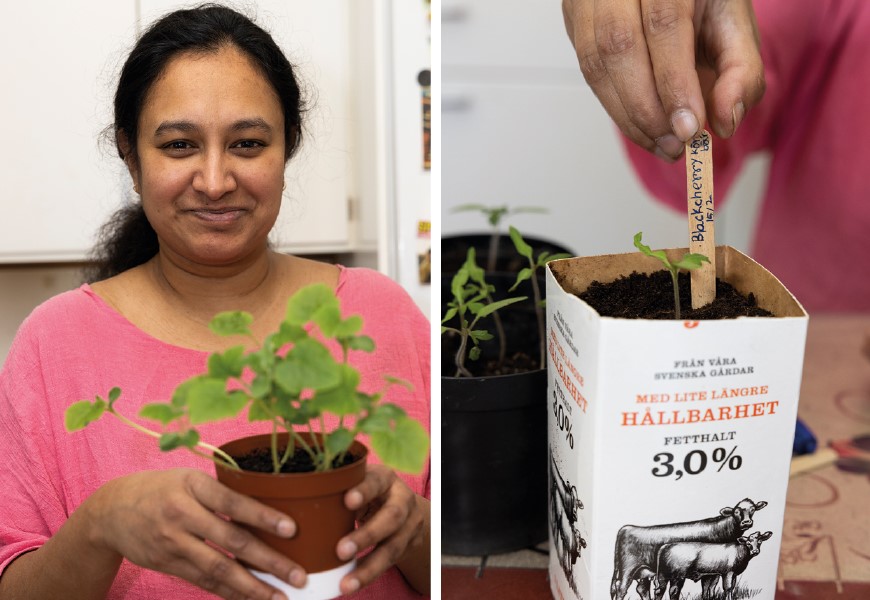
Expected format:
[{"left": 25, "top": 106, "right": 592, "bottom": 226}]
[{"left": 793, "top": 418, "right": 817, "bottom": 455}]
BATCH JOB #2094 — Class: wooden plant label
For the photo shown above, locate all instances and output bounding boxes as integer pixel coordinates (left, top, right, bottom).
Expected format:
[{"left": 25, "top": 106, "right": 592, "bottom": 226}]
[{"left": 686, "top": 130, "right": 716, "bottom": 308}]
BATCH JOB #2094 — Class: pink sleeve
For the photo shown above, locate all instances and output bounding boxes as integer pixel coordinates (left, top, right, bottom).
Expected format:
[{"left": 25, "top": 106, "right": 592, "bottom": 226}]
[
  {"left": 0, "top": 323, "right": 68, "bottom": 574},
  {"left": 621, "top": 1, "right": 820, "bottom": 213}
]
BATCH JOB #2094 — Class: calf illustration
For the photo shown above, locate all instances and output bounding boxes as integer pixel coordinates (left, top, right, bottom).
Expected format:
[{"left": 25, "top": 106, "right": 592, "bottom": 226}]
[
  {"left": 610, "top": 498, "right": 767, "bottom": 600},
  {"left": 653, "top": 530, "right": 773, "bottom": 600},
  {"left": 550, "top": 451, "right": 586, "bottom": 591}
]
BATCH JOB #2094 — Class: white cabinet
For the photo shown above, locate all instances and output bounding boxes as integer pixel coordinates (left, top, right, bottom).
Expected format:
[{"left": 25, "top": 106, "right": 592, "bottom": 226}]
[
  {"left": 0, "top": 0, "right": 381, "bottom": 262},
  {"left": 0, "top": 1, "right": 136, "bottom": 262}
]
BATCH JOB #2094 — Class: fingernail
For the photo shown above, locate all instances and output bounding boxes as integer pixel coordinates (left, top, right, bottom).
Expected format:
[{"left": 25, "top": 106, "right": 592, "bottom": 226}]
[
  {"left": 653, "top": 147, "right": 678, "bottom": 163},
  {"left": 276, "top": 518, "right": 295, "bottom": 537},
  {"left": 732, "top": 101, "right": 745, "bottom": 135},
  {"left": 272, "top": 593, "right": 287, "bottom": 600},
  {"left": 289, "top": 568, "right": 307, "bottom": 588},
  {"left": 338, "top": 539, "right": 358, "bottom": 560},
  {"left": 346, "top": 490, "right": 364, "bottom": 508},
  {"left": 343, "top": 578, "right": 360, "bottom": 594},
  {"left": 655, "top": 134, "right": 684, "bottom": 159},
  {"left": 671, "top": 109, "right": 699, "bottom": 142}
]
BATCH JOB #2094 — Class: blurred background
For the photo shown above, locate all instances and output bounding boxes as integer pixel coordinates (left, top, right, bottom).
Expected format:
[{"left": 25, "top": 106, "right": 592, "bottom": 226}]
[{"left": 441, "top": 0, "right": 769, "bottom": 263}]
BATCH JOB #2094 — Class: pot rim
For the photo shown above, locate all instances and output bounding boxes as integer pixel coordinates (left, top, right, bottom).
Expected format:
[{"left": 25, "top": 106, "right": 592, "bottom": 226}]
[
  {"left": 440, "top": 368, "right": 545, "bottom": 382},
  {"left": 215, "top": 432, "right": 368, "bottom": 481}
]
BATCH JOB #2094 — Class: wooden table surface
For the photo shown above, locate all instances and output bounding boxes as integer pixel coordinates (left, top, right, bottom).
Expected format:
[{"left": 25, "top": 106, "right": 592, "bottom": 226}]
[{"left": 442, "top": 314, "right": 870, "bottom": 599}]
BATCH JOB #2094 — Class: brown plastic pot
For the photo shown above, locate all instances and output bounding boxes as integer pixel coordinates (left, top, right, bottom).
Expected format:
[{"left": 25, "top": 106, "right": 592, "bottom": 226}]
[{"left": 215, "top": 432, "right": 367, "bottom": 574}]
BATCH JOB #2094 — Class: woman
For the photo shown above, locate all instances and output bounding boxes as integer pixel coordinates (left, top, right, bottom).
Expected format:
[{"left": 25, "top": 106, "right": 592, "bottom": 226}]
[{"left": 0, "top": 5, "right": 430, "bottom": 599}]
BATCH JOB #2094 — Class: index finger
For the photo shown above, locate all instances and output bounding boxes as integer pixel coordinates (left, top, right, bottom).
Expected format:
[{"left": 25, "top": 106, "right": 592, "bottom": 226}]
[
  {"left": 344, "top": 465, "right": 394, "bottom": 513},
  {"left": 592, "top": 0, "right": 684, "bottom": 156},
  {"left": 640, "top": 0, "right": 706, "bottom": 141},
  {"left": 188, "top": 473, "right": 297, "bottom": 539}
]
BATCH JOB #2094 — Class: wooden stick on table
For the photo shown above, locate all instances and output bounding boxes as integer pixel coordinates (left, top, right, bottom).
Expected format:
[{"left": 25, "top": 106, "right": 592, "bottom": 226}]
[{"left": 686, "top": 129, "right": 716, "bottom": 308}]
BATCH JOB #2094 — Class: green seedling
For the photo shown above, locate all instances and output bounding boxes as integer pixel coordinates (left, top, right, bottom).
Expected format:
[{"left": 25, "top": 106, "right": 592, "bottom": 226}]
[
  {"left": 633, "top": 232, "right": 710, "bottom": 320},
  {"left": 452, "top": 203, "right": 548, "bottom": 272},
  {"left": 441, "top": 248, "right": 527, "bottom": 377},
  {"left": 65, "top": 283, "right": 429, "bottom": 475},
  {"left": 509, "top": 226, "right": 572, "bottom": 367}
]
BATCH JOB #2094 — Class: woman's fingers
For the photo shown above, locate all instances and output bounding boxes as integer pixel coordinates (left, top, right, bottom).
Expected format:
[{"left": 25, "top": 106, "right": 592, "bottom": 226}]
[
  {"left": 90, "top": 469, "right": 302, "bottom": 598},
  {"left": 184, "top": 472, "right": 308, "bottom": 587},
  {"left": 593, "top": 0, "right": 683, "bottom": 146},
  {"left": 641, "top": 0, "right": 706, "bottom": 141},
  {"left": 565, "top": 0, "right": 658, "bottom": 154},
  {"left": 188, "top": 472, "right": 297, "bottom": 539},
  {"left": 699, "top": 0, "right": 765, "bottom": 137},
  {"left": 563, "top": 0, "right": 764, "bottom": 156},
  {"left": 163, "top": 552, "right": 287, "bottom": 600},
  {"left": 334, "top": 466, "right": 425, "bottom": 593},
  {"left": 341, "top": 496, "right": 426, "bottom": 594}
]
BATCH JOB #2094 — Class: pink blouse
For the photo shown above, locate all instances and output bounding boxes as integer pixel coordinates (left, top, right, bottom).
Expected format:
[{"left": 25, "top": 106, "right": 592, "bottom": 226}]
[{"left": 0, "top": 266, "right": 430, "bottom": 598}]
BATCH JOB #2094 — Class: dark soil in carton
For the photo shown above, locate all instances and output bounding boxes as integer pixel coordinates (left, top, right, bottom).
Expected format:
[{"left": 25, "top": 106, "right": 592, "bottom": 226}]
[
  {"left": 234, "top": 446, "right": 356, "bottom": 474},
  {"left": 579, "top": 270, "right": 773, "bottom": 319}
]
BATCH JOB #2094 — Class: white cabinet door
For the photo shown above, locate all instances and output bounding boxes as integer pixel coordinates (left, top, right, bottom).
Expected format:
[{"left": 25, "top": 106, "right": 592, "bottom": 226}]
[
  {"left": 442, "top": 0, "right": 578, "bottom": 70},
  {"left": 0, "top": 1, "right": 137, "bottom": 262},
  {"left": 442, "top": 81, "right": 685, "bottom": 256}
]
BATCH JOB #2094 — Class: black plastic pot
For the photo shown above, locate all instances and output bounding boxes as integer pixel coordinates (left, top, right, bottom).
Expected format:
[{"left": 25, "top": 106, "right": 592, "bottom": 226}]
[
  {"left": 442, "top": 233, "right": 574, "bottom": 275},
  {"left": 442, "top": 368, "right": 549, "bottom": 555},
  {"left": 441, "top": 273, "right": 549, "bottom": 555}
]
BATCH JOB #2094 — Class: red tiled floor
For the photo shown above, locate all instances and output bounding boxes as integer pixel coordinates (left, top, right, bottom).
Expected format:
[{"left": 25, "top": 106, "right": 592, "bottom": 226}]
[
  {"left": 442, "top": 567, "right": 550, "bottom": 599},
  {"left": 442, "top": 567, "right": 870, "bottom": 599}
]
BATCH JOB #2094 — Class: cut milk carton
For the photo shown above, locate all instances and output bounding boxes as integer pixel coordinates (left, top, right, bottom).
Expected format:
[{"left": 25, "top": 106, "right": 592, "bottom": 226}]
[{"left": 545, "top": 246, "right": 807, "bottom": 600}]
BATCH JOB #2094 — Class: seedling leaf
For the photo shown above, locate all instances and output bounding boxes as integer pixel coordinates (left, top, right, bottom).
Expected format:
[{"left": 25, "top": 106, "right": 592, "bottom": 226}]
[
  {"left": 209, "top": 311, "right": 253, "bottom": 337},
  {"left": 470, "top": 330, "right": 494, "bottom": 341},
  {"left": 370, "top": 418, "right": 430, "bottom": 474},
  {"left": 139, "top": 403, "right": 183, "bottom": 425},
  {"left": 477, "top": 296, "right": 527, "bottom": 318},
  {"left": 510, "top": 267, "right": 533, "bottom": 291},
  {"left": 673, "top": 253, "right": 711, "bottom": 271},
  {"left": 64, "top": 399, "right": 107, "bottom": 431},
  {"left": 285, "top": 283, "right": 339, "bottom": 327},
  {"left": 311, "top": 364, "right": 362, "bottom": 415},
  {"left": 509, "top": 226, "right": 533, "bottom": 260},
  {"left": 108, "top": 387, "right": 122, "bottom": 405},
  {"left": 347, "top": 335, "right": 375, "bottom": 353},
  {"left": 274, "top": 338, "right": 342, "bottom": 394},
  {"left": 207, "top": 345, "right": 246, "bottom": 379},
  {"left": 159, "top": 430, "right": 200, "bottom": 452},
  {"left": 325, "top": 427, "right": 354, "bottom": 456},
  {"left": 187, "top": 378, "right": 247, "bottom": 424}
]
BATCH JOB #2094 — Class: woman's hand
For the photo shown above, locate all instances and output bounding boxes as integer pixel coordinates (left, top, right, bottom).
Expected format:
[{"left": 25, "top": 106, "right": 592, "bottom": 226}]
[
  {"left": 84, "top": 468, "right": 304, "bottom": 600},
  {"left": 561, "top": 0, "right": 765, "bottom": 160},
  {"left": 335, "top": 465, "right": 430, "bottom": 595}
]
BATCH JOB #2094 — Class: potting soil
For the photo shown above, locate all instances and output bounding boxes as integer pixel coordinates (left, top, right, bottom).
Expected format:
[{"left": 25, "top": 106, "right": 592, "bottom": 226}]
[
  {"left": 233, "top": 446, "right": 358, "bottom": 474},
  {"left": 578, "top": 270, "right": 773, "bottom": 319}
]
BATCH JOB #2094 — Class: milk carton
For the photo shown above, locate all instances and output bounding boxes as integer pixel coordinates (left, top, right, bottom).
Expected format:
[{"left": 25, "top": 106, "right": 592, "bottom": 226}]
[{"left": 546, "top": 246, "right": 807, "bottom": 600}]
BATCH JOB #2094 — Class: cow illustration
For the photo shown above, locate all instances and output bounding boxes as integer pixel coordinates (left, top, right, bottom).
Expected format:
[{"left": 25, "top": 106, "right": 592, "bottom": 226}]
[
  {"left": 610, "top": 498, "right": 767, "bottom": 600},
  {"left": 654, "top": 530, "right": 773, "bottom": 600},
  {"left": 550, "top": 450, "right": 586, "bottom": 591}
]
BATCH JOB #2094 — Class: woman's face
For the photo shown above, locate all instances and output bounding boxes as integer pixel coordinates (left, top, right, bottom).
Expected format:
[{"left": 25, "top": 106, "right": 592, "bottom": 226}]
[{"left": 130, "top": 44, "right": 287, "bottom": 267}]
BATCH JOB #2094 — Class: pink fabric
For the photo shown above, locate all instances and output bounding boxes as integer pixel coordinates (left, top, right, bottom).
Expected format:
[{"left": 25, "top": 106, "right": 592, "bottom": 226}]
[
  {"left": 0, "top": 266, "right": 430, "bottom": 598},
  {"left": 622, "top": 0, "right": 870, "bottom": 312}
]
